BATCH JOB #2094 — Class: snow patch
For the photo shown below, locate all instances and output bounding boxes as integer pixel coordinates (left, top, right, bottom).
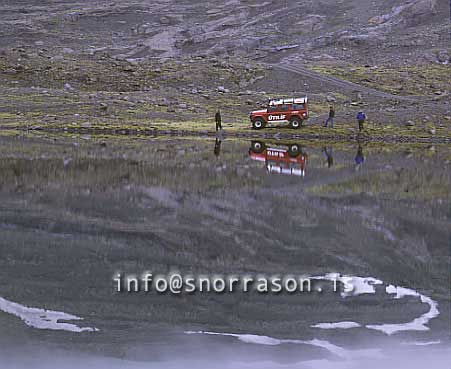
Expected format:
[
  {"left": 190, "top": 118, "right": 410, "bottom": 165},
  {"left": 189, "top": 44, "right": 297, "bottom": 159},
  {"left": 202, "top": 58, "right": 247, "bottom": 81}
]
[
  {"left": 186, "top": 331, "right": 383, "bottom": 360},
  {"left": 311, "top": 322, "right": 361, "bottom": 330},
  {"left": 0, "top": 296, "right": 98, "bottom": 332},
  {"left": 186, "top": 331, "right": 348, "bottom": 357},
  {"left": 403, "top": 340, "right": 442, "bottom": 346},
  {"left": 366, "top": 291, "right": 439, "bottom": 335},
  {"left": 314, "top": 273, "right": 383, "bottom": 297},
  {"left": 310, "top": 275, "right": 439, "bottom": 336}
]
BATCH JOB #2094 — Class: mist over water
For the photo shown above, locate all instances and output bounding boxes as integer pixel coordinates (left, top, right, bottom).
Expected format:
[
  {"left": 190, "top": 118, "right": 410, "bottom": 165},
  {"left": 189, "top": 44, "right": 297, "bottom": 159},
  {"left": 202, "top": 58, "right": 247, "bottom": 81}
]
[{"left": 2, "top": 341, "right": 451, "bottom": 369}]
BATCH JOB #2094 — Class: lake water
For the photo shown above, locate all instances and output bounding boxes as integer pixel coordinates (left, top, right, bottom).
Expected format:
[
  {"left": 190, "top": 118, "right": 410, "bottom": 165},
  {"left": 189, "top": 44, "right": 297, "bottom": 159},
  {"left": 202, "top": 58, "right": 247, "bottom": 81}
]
[{"left": 0, "top": 133, "right": 450, "bottom": 368}]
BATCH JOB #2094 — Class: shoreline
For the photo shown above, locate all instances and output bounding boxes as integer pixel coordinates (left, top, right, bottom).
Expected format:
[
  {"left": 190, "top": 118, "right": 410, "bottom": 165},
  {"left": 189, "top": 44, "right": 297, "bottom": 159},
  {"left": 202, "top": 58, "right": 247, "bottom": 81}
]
[{"left": 2, "top": 126, "right": 450, "bottom": 144}]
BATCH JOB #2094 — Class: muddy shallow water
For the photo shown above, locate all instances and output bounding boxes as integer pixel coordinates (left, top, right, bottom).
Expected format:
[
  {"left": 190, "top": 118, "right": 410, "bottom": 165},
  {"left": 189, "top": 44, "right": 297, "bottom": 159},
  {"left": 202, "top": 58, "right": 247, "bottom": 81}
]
[{"left": 0, "top": 133, "right": 450, "bottom": 368}]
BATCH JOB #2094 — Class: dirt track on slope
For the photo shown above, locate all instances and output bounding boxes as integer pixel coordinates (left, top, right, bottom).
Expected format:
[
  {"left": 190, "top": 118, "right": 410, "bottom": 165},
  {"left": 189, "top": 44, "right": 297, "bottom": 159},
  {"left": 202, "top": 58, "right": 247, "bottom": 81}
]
[{"left": 274, "top": 63, "right": 430, "bottom": 103}]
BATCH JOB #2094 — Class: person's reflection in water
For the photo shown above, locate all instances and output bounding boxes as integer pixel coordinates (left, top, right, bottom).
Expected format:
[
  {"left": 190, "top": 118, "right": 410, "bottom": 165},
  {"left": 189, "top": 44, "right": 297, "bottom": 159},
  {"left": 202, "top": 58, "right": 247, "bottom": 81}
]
[
  {"left": 323, "top": 146, "right": 334, "bottom": 168},
  {"left": 354, "top": 144, "right": 365, "bottom": 170},
  {"left": 214, "top": 137, "right": 222, "bottom": 157}
]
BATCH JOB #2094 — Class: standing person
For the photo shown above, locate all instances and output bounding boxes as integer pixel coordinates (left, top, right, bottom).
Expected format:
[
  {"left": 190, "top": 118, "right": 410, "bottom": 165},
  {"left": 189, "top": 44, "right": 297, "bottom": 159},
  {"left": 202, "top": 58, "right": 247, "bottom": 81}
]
[
  {"left": 215, "top": 110, "right": 222, "bottom": 132},
  {"left": 324, "top": 106, "right": 335, "bottom": 128},
  {"left": 357, "top": 111, "right": 366, "bottom": 132}
]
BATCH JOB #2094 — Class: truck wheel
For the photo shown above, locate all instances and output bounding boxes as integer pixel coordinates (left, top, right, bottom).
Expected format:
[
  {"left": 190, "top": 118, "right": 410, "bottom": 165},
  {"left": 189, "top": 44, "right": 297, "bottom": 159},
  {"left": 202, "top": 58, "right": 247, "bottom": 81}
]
[
  {"left": 290, "top": 117, "right": 302, "bottom": 129},
  {"left": 288, "top": 144, "right": 300, "bottom": 157},
  {"left": 251, "top": 141, "right": 266, "bottom": 153},
  {"left": 252, "top": 118, "right": 265, "bottom": 130}
]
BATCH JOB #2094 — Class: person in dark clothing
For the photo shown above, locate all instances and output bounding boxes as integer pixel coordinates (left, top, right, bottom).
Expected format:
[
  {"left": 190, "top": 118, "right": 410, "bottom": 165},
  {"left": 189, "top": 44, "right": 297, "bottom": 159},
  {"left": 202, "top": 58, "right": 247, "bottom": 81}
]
[
  {"left": 323, "top": 147, "right": 334, "bottom": 168},
  {"left": 357, "top": 111, "right": 366, "bottom": 132},
  {"left": 215, "top": 110, "right": 222, "bottom": 131},
  {"left": 355, "top": 145, "right": 365, "bottom": 170},
  {"left": 214, "top": 137, "right": 222, "bottom": 157},
  {"left": 324, "top": 106, "right": 335, "bottom": 128}
]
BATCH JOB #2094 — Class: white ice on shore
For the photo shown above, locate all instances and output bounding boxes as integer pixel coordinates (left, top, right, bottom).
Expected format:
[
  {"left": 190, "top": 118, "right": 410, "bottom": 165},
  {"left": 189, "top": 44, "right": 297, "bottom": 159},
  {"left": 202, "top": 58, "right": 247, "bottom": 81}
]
[
  {"left": 185, "top": 331, "right": 383, "bottom": 360},
  {"left": 315, "top": 273, "right": 384, "bottom": 297},
  {"left": 185, "top": 331, "right": 347, "bottom": 356},
  {"left": 311, "top": 322, "right": 361, "bottom": 329},
  {"left": 403, "top": 340, "right": 442, "bottom": 346},
  {"left": 0, "top": 296, "right": 98, "bottom": 332},
  {"left": 310, "top": 275, "right": 439, "bottom": 336},
  {"left": 365, "top": 285, "right": 440, "bottom": 335},
  {"left": 186, "top": 274, "right": 441, "bottom": 365},
  {"left": 185, "top": 331, "right": 283, "bottom": 346}
]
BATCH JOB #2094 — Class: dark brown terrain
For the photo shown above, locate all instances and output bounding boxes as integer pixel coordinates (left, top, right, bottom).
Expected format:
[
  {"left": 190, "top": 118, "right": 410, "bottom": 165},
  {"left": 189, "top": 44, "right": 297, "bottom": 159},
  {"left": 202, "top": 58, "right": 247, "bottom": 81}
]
[{"left": 0, "top": 0, "right": 449, "bottom": 139}]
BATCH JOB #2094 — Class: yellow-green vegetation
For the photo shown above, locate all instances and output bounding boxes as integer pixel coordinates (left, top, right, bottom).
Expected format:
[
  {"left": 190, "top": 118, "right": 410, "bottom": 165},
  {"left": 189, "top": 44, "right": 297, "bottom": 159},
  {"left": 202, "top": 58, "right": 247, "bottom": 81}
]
[
  {"left": 1, "top": 51, "right": 449, "bottom": 142},
  {"left": 3, "top": 129, "right": 445, "bottom": 154},
  {"left": 309, "top": 169, "right": 451, "bottom": 201},
  {"left": 0, "top": 137, "right": 264, "bottom": 192},
  {"left": 1, "top": 128, "right": 449, "bottom": 198},
  {"left": 310, "top": 63, "right": 450, "bottom": 96},
  {"left": 0, "top": 51, "right": 265, "bottom": 93},
  {"left": 1, "top": 112, "right": 448, "bottom": 142},
  {"left": 3, "top": 86, "right": 446, "bottom": 138},
  {"left": 0, "top": 112, "right": 18, "bottom": 119}
]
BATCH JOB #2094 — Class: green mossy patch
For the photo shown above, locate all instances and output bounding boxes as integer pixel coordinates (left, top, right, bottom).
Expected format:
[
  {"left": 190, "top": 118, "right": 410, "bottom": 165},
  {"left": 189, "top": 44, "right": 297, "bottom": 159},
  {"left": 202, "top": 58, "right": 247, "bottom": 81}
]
[{"left": 310, "top": 63, "right": 450, "bottom": 97}]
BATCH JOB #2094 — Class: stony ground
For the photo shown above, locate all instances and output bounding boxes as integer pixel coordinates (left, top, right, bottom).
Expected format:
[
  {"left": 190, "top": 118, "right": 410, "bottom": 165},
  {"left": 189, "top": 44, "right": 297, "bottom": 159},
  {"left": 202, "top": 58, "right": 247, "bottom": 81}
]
[{"left": 0, "top": 0, "right": 450, "bottom": 142}]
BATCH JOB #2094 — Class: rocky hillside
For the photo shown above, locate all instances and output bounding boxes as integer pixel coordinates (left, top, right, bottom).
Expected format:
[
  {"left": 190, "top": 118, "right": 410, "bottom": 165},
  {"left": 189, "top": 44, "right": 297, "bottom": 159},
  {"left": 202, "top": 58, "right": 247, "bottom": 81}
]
[
  {"left": 0, "top": 0, "right": 449, "bottom": 64},
  {"left": 0, "top": 0, "right": 449, "bottom": 137}
]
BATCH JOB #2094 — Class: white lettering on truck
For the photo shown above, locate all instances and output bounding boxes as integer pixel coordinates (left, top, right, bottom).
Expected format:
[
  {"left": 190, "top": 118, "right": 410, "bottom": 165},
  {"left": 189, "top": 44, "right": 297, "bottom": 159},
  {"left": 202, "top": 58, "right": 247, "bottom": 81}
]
[{"left": 268, "top": 114, "right": 286, "bottom": 121}]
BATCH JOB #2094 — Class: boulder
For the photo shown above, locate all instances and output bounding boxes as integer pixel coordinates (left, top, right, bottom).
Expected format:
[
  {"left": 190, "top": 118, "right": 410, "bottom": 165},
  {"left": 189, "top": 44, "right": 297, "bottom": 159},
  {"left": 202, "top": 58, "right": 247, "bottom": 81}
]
[
  {"left": 64, "top": 83, "right": 75, "bottom": 91},
  {"left": 368, "top": 16, "right": 388, "bottom": 25},
  {"left": 217, "top": 86, "right": 230, "bottom": 93},
  {"left": 436, "top": 50, "right": 450, "bottom": 64},
  {"left": 326, "top": 95, "right": 336, "bottom": 102},
  {"left": 159, "top": 16, "right": 171, "bottom": 25}
]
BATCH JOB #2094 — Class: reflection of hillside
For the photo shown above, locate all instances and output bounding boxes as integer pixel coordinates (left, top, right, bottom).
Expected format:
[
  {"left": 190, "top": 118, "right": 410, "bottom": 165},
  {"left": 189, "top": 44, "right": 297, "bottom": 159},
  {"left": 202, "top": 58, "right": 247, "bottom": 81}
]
[
  {"left": 309, "top": 167, "right": 451, "bottom": 201},
  {"left": 0, "top": 156, "right": 261, "bottom": 193}
]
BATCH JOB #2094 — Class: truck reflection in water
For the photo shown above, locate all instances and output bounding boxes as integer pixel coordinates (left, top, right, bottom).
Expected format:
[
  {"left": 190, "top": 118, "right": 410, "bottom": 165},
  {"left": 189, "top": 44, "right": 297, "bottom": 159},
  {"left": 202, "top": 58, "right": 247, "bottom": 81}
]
[{"left": 248, "top": 141, "right": 307, "bottom": 177}]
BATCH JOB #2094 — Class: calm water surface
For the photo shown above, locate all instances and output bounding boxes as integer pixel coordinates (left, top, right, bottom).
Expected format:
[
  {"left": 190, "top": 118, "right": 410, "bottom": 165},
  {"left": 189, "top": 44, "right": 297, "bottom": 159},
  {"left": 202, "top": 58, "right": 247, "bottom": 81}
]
[{"left": 0, "top": 134, "right": 449, "bottom": 368}]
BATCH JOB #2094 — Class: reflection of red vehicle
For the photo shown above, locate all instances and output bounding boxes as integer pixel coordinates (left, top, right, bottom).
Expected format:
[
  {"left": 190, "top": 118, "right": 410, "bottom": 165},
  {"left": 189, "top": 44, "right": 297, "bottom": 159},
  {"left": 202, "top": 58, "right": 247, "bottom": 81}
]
[{"left": 249, "top": 141, "right": 307, "bottom": 177}]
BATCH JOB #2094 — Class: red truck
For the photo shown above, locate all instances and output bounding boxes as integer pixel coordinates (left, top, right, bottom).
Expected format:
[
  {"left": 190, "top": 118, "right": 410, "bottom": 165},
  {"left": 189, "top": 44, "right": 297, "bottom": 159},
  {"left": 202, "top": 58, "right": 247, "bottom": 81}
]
[
  {"left": 248, "top": 141, "right": 308, "bottom": 177},
  {"left": 249, "top": 97, "right": 309, "bottom": 130}
]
